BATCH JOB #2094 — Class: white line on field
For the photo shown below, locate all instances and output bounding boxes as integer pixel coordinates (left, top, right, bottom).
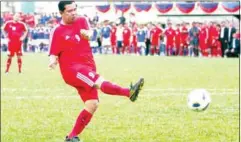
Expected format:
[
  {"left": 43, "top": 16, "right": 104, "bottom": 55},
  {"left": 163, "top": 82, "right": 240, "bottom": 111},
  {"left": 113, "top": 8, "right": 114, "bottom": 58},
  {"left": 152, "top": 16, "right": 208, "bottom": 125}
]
[
  {"left": 1, "top": 88, "right": 238, "bottom": 92},
  {"left": 1, "top": 92, "right": 239, "bottom": 100}
]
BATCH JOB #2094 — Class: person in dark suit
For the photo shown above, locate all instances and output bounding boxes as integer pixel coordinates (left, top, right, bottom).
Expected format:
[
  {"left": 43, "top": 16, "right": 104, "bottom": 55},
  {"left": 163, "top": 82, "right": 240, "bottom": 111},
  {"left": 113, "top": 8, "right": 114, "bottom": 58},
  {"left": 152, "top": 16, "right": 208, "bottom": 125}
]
[
  {"left": 225, "top": 32, "right": 240, "bottom": 58},
  {"left": 219, "top": 21, "right": 229, "bottom": 57},
  {"left": 227, "top": 21, "right": 236, "bottom": 49},
  {"left": 145, "top": 23, "right": 152, "bottom": 56}
]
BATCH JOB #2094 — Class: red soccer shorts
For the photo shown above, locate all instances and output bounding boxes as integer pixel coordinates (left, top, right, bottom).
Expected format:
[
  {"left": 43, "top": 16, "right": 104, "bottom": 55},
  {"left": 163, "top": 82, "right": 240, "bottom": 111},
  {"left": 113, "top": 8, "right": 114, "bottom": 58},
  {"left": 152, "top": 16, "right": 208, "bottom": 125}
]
[
  {"left": 62, "top": 65, "right": 100, "bottom": 102},
  {"left": 8, "top": 41, "right": 22, "bottom": 56}
]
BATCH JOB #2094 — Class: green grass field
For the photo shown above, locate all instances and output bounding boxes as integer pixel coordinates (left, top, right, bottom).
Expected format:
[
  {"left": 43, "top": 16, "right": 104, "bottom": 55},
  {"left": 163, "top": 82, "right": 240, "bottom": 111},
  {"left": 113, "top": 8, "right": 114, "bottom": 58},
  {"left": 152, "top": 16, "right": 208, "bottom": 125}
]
[{"left": 1, "top": 53, "right": 239, "bottom": 142}]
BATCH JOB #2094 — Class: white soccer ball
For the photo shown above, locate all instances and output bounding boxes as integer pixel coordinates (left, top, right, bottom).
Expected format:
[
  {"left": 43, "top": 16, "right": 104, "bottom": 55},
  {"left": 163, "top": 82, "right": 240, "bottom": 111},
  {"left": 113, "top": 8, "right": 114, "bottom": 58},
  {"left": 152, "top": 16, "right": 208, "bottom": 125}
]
[{"left": 187, "top": 89, "right": 211, "bottom": 111}]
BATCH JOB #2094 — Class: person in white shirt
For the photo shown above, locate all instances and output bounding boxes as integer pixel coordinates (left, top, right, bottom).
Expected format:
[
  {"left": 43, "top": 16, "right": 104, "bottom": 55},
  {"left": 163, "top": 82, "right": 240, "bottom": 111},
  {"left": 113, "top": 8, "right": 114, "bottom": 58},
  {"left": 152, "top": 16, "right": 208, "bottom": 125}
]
[{"left": 116, "top": 23, "right": 124, "bottom": 54}]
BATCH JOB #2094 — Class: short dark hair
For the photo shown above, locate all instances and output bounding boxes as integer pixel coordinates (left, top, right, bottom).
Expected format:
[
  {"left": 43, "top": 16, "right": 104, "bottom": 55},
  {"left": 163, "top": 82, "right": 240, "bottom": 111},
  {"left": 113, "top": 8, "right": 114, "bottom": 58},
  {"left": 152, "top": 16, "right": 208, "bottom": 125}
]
[{"left": 58, "top": 1, "right": 75, "bottom": 12}]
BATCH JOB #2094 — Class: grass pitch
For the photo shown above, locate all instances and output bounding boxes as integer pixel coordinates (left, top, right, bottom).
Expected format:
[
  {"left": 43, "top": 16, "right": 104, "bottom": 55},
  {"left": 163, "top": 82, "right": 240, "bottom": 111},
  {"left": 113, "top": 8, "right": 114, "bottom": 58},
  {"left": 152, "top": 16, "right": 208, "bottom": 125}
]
[{"left": 1, "top": 53, "right": 239, "bottom": 142}]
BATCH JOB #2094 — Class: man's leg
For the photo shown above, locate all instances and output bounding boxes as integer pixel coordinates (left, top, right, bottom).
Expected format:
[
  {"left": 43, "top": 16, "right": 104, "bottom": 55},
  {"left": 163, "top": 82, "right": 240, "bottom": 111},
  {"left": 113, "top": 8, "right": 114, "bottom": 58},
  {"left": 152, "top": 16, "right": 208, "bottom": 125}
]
[
  {"left": 5, "top": 56, "right": 12, "bottom": 73},
  {"left": 67, "top": 88, "right": 98, "bottom": 141},
  {"left": 17, "top": 56, "right": 22, "bottom": 73},
  {"left": 95, "top": 77, "right": 144, "bottom": 102}
]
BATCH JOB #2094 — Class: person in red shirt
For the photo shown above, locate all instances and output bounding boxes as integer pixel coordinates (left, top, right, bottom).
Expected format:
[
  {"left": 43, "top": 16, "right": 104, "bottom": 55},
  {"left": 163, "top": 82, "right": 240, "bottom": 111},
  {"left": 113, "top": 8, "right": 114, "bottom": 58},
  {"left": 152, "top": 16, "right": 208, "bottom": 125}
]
[
  {"left": 131, "top": 24, "right": 138, "bottom": 55},
  {"left": 122, "top": 23, "right": 131, "bottom": 54},
  {"left": 150, "top": 23, "right": 162, "bottom": 55},
  {"left": 25, "top": 13, "right": 35, "bottom": 28},
  {"left": 110, "top": 22, "right": 117, "bottom": 54},
  {"left": 165, "top": 22, "right": 175, "bottom": 56},
  {"left": 198, "top": 23, "right": 209, "bottom": 57},
  {"left": 48, "top": 2, "right": 144, "bottom": 142},
  {"left": 2, "top": 13, "right": 28, "bottom": 73},
  {"left": 3, "top": 12, "right": 13, "bottom": 22},
  {"left": 210, "top": 23, "right": 221, "bottom": 57},
  {"left": 175, "top": 24, "right": 181, "bottom": 56},
  {"left": 180, "top": 22, "right": 189, "bottom": 56}
]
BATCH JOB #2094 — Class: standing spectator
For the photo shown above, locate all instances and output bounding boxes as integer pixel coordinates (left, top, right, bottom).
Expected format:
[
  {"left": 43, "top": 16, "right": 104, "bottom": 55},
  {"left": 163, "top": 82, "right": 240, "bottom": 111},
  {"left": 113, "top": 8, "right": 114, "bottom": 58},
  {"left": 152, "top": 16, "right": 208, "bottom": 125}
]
[
  {"left": 210, "top": 23, "right": 221, "bottom": 57},
  {"left": 227, "top": 21, "right": 236, "bottom": 49},
  {"left": 137, "top": 23, "right": 146, "bottom": 55},
  {"left": 131, "top": 24, "right": 138, "bottom": 55},
  {"left": 122, "top": 23, "right": 131, "bottom": 54},
  {"left": 145, "top": 23, "right": 152, "bottom": 56},
  {"left": 25, "top": 13, "right": 35, "bottom": 28},
  {"left": 116, "top": 23, "right": 124, "bottom": 54},
  {"left": 90, "top": 24, "right": 98, "bottom": 54},
  {"left": 96, "top": 23, "right": 102, "bottom": 54},
  {"left": 175, "top": 24, "right": 181, "bottom": 55},
  {"left": 180, "top": 22, "right": 189, "bottom": 56},
  {"left": 150, "top": 23, "right": 162, "bottom": 55},
  {"left": 189, "top": 22, "right": 199, "bottom": 57},
  {"left": 219, "top": 21, "right": 229, "bottom": 57},
  {"left": 225, "top": 31, "right": 240, "bottom": 57},
  {"left": 198, "top": 22, "right": 209, "bottom": 57},
  {"left": 100, "top": 20, "right": 111, "bottom": 54},
  {"left": 164, "top": 22, "right": 175, "bottom": 56},
  {"left": 110, "top": 22, "right": 117, "bottom": 54},
  {"left": 92, "top": 12, "right": 99, "bottom": 24}
]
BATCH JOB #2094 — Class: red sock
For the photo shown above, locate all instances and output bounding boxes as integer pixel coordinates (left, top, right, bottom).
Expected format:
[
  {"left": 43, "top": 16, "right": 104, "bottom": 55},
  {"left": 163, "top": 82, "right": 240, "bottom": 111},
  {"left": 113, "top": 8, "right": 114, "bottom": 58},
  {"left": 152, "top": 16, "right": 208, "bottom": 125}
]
[
  {"left": 5, "top": 58, "right": 12, "bottom": 72},
  {"left": 68, "top": 109, "right": 92, "bottom": 138},
  {"left": 112, "top": 46, "right": 116, "bottom": 54},
  {"left": 151, "top": 48, "right": 155, "bottom": 55},
  {"left": 17, "top": 58, "right": 22, "bottom": 73},
  {"left": 100, "top": 81, "right": 130, "bottom": 97}
]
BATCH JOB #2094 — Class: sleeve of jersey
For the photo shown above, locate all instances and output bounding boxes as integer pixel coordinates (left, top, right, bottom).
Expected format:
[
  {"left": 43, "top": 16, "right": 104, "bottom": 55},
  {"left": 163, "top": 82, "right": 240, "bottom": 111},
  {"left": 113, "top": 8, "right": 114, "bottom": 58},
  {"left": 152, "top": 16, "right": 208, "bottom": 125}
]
[
  {"left": 49, "top": 28, "right": 61, "bottom": 56},
  {"left": 3, "top": 23, "right": 9, "bottom": 32},
  {"left": 82, "top": 17, "right": 90, "bottom": 30}
]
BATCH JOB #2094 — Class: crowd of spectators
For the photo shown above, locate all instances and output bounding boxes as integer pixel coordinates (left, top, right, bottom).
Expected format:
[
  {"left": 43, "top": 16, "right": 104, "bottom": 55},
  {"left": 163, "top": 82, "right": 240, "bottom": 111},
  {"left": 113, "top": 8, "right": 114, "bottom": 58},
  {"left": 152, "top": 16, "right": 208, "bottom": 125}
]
[{"left": 1, "top": 11, "right": 239, "bottom": 58}]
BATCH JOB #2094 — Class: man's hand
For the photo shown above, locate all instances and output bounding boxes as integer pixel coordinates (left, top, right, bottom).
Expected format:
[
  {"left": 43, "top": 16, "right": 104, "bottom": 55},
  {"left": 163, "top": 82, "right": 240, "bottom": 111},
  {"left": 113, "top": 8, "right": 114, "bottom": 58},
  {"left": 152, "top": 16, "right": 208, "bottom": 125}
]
[
  {"left": 80, "top": 29, "right": 92, "bottom": 40},
  {"left": 20, "top": 36, "right": 25, "bottom": 41},
  {"left": 48, "top": 55, "right": 58, "bottom": 70}
]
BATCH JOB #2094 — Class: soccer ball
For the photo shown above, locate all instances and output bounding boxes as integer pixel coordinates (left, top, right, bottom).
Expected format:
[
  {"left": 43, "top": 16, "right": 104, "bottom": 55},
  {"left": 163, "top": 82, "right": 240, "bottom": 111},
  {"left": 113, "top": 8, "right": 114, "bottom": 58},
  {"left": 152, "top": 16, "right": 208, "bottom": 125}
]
[{"left": 187, "top": 89, "right": 211, "bottom": 111}]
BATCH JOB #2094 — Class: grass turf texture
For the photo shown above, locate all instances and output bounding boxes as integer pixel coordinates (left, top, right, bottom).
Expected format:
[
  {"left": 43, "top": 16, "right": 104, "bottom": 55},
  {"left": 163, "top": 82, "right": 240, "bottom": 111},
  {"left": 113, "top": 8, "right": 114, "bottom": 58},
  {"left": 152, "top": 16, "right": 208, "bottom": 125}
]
[{"left": 1, "top": 53, "right": 239, "bottom": 142}]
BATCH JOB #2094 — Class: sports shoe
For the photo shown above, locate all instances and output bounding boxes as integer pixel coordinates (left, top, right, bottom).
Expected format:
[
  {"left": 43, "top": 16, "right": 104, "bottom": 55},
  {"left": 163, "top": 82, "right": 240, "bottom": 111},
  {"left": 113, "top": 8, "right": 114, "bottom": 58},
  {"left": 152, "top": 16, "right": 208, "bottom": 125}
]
[
  {"left": 129, "top": 78, "right": 144, "bottom": 102},
  {"left": 65, "top": 136, "right": 81, "bottom": 142}
]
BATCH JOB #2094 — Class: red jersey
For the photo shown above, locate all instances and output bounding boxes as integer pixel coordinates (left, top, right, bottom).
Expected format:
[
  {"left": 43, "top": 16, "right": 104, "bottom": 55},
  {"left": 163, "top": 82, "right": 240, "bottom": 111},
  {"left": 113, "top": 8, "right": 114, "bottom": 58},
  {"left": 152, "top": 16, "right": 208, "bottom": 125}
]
[
  {"left": 165, "top": 28, "right": 175, "bottom": 46},
  {"left": 3, "top": 20, "right": 27, "bottom": 41},
  {"left": 25, "top": 14, "right": 35, "bottom": 28},
  {"left": 49, "top": 17, "right": 96, "bottom": 74},
  {"left": 123, "top": 27, "right": 131, "bottom": 43},
  {"left": 175, "top": 28, "right": 181, "bottom": 45},
  {"left": 132, "top": 27, "right": 138, "bottom": 44},
  {"left": 180, "top": 26, "right": 188, "bottom": 44},
  {"left": 3, "top": 13, "right": 13, "bottom": 22},
  {"left": 110, "top": 26, "right": 117, "bottom": 45},
  {"left": 151, "top": 27, "right": 162, "bottom": 45}
]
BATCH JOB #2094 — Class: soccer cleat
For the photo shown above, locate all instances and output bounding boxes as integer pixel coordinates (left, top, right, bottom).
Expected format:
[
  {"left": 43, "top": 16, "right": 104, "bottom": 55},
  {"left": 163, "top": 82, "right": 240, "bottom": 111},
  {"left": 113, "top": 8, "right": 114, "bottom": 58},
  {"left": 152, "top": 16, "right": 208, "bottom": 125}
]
[
  {"left": 129, "top": 78, "right": 144, "bottom": 102},
  {"left": 65, "top": 136, "right": 81, "bottom": 142}
]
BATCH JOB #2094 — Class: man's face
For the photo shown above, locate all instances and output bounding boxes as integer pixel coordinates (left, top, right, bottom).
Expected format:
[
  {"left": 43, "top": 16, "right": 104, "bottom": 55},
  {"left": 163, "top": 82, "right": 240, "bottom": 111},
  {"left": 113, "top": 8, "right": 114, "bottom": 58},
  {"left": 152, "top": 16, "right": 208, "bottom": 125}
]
[
  {"left": 61, "top": 2, "right": 77, "bottom": 24},
  {"left": 13, "top": 13, "right": 20, "bottom": 21}
]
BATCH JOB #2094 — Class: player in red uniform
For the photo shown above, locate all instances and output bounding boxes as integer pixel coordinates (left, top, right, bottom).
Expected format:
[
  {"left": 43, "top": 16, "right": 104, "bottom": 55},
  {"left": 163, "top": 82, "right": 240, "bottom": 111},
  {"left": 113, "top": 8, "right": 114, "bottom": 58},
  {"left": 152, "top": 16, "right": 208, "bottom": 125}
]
[
  {"left": 150, "top": 23, "right": 162, "bottom": 55},
  {"left": 180, "top": 22, "right": 189, "bottom": 56},
  {"left": 110, "top": 22, "right": 117, "bottom": 54},
  {"left": 175, "top": 24, "right": 181, "bottom": 56},
  {"left": 164, "top": 22, "right": 175, "bottom": 56},
  {"left": 2, "top": 13, "right": 28, "bottom": 73},
  {"left": 122, "top": 23, "right": 131, "bottom": 54},
  {"left": 48, "top": 2, "right": 144, "bottom": 142},
  {"left": 198, "top": 23, "right": 209, "bottom": 57}
]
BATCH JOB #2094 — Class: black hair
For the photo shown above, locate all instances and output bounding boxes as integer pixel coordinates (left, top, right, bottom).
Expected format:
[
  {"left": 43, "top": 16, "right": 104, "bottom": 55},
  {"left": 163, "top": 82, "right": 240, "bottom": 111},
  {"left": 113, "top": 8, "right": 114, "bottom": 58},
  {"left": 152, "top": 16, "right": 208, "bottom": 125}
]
[{"left": 58, "top": 1, "right": 75, "bottom": 12}]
